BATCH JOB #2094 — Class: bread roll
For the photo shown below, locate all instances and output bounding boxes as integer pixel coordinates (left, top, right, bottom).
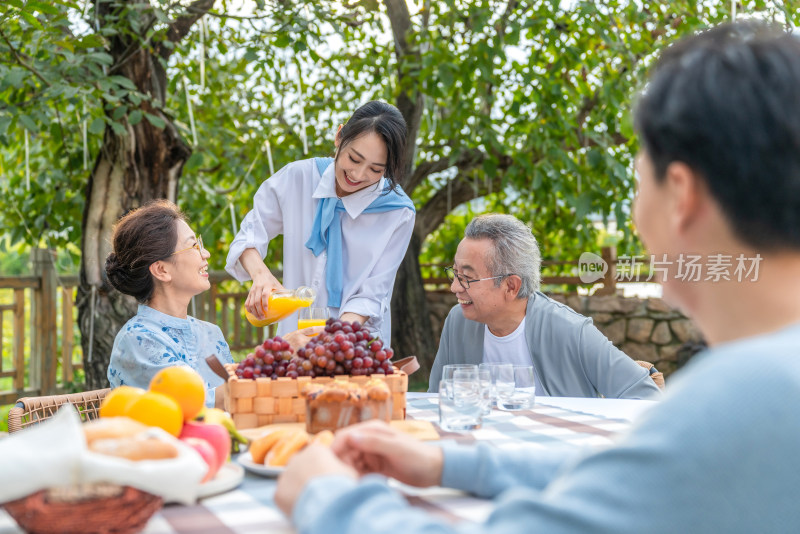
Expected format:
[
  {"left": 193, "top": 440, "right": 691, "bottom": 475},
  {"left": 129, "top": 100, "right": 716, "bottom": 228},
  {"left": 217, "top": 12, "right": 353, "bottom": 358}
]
[
  {"left": 89, "top": 436, "right": 178, "bottom": 461},
  {"left": 83, "top": 417, "right": 150, "bottom": 445}
]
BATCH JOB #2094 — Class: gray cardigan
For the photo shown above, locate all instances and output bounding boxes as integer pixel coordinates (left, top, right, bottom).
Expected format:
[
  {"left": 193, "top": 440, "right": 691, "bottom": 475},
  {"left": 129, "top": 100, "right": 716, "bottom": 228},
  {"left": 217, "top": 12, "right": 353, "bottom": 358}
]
[{"left": 428, "top": 292, "right": 662, "bottom": 399}]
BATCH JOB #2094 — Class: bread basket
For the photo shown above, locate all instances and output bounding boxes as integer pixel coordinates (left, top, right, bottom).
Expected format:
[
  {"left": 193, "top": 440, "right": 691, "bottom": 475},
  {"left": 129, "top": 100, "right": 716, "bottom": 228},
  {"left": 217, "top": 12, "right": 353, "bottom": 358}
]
[{"left": 2, "top": 483, "right": 162, "bottom": 534}]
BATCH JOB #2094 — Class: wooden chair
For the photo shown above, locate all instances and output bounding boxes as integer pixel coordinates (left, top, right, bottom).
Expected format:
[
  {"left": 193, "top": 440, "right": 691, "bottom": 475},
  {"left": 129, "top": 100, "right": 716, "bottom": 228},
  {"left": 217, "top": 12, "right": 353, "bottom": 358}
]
[
  {"left": 7, "top": 388, "right": 110, "bottom": 434},
  {"left": 635, "top": 360, "right": 665, "bottom": 390}
]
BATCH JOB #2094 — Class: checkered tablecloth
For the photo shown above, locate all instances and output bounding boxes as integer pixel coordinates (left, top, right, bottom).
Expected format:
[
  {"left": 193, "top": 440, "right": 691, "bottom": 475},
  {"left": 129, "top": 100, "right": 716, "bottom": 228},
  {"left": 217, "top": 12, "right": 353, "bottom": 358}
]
[{"left": 0, "top": 397, "right": 638, "bottom": 534}]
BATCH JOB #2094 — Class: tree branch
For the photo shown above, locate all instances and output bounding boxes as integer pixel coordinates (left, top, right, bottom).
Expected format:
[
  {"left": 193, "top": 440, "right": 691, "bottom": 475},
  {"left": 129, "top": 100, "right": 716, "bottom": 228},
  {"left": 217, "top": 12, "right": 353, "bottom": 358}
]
[
  {"left": 407, "top": 148, "right": 486, "bottom": 193},
  {"left": 0, "top": 27, "right": 51, "bottom": 86},
  {"left": 415, "top": 169, "right": 505, "bottom": 240},
  {"left": 414, "top": 148, "right": 516, "bottom": 239},
  {"left": 384, "top": 0, "right": 412, "bottom": 57},
  {"left": 162, "top": 0, "right": 214, "bottom": 58}
]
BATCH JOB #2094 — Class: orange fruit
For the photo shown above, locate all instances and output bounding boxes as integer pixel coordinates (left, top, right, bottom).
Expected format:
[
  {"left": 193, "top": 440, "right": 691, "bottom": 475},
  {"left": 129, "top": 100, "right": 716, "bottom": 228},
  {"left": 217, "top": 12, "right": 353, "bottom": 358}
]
[
  {"left": 99, "top": 386, "right": 146, "bottom": 418},
  {"left": 149, "top": 366, "right": 206, "bottom": 421},
  {"left": 126, "top": 391, "right": 184, "bottom": 436}
]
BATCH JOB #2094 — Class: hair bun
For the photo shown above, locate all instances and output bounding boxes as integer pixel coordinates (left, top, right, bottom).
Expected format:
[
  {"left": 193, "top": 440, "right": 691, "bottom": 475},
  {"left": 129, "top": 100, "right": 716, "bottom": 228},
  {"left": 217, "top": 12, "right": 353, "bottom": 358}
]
[{"left": 105, "top": 253, "right": 125, "bottom": 292}]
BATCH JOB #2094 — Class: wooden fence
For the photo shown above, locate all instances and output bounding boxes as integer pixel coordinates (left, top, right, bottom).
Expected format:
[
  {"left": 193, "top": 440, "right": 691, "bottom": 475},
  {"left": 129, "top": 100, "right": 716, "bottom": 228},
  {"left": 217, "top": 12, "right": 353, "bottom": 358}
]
[
  {"left": 0, "top": 249, "right": 80, "bottom": 405},
  {"left": 1, "top": 246, "right": 618, "bottom": 404}
]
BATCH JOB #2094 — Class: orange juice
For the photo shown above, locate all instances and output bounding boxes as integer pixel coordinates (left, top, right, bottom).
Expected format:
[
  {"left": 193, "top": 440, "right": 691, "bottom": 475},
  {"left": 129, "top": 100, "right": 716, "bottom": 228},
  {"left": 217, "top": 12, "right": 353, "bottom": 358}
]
[
  {"left": 297, "top": 319, "right": 326, "bottom": 332},
  {"left": 245, "top": 288, "right": 315, "bottom": 327}
]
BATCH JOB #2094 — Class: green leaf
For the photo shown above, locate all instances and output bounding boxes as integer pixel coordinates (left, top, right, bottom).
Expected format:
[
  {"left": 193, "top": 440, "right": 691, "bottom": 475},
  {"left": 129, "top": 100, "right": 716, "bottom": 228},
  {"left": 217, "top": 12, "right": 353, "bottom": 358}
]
[
  {"left": 144, "top": 113, "right": 166, "bottom": 129},
  {"left": 0, "top": 115, "right": 12, "bottom": 134},
  {"left": 19, "top": 114, "right": 37, "bottom": 132},
  {"left": 88, "top": 117, "right": 105, "bottom": 135},
  {"left": 87, "top": 52, "right": 114, "bottom": 66},
  {"left": 619, "top": 112, "right": 634, "bottom": 140},
  {"left": 27, "top": 1, "right": 60, "bottom": 15},
  {"left": 19, "top": 10, "right": 44, "bottom": 29},
  {"left": 184, "top": 151, "right": 204, "bottom": 171},
  {"left": 110, "top": 121, "right": 127, "bottom": 136},
  {"left": 128, "top": 110, "right": 143, "bottom": 125},
  {"left": 4, "top": 69, "right": 26, "bottom": 89},
  {"left": 54, "top": 39, "right": 75, "bottom": 53},
  {"left": 112, "top": 106, "right": 128, "bottom": 120},
  {"left": 76, "top": 34, "right": 105, "bottom": 49},
  {"left": 110, "top": 76, "right": 137, "bottom": 91}
]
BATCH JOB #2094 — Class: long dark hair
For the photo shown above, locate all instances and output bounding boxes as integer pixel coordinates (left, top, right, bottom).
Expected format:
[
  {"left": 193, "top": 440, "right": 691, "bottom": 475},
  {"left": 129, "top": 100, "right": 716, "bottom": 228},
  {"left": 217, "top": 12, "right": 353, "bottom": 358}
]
[
  {"left": 105, "top": 200, "right": 185, "bottom": 303},
  {"left": 336, "top": 101, "right": 407, "bottom": 189}
]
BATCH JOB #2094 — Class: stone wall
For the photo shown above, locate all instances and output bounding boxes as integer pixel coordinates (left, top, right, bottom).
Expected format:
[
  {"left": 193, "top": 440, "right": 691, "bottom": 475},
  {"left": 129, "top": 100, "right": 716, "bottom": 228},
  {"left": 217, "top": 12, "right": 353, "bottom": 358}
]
[{"left": 425, "top": 291, "right": 705, "bottom": 379}]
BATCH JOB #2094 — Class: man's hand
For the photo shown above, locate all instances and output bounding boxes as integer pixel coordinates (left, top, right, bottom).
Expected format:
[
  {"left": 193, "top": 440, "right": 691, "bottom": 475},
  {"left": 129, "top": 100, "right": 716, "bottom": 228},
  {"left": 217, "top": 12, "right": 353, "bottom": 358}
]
[
  {"left": 332, "top": 420, "right": 444, "bottom": 488},
  {"left": 275, "top": 444, "right": 358, "bottom": 516},
  {"left": 283, "top": 327, "right": 325, "bottom": 351}
]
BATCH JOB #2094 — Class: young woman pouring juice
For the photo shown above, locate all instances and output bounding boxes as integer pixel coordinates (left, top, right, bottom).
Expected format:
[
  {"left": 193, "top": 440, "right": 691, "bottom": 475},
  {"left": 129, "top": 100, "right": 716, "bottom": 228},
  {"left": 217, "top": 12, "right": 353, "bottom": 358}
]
[{"left": 226, "top": 101, "right": 415, "bottom": 342}]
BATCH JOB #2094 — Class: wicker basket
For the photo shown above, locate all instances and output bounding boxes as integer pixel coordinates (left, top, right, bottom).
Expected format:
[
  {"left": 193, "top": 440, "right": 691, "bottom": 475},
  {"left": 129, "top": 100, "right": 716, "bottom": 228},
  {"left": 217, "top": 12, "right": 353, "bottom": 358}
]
[
  {"left": 2, "top": 483, "right": 162, "bottom": 534},
  {"left": 7, "top": 389, "right": 110, "bottom": 434}
]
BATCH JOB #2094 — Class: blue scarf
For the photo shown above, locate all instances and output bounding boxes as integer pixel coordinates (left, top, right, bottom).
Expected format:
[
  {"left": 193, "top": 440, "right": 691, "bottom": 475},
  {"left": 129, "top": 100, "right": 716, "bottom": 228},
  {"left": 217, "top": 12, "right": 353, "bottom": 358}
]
[{"left": 304, "top": 157, "right": 415, "bottom": 307}]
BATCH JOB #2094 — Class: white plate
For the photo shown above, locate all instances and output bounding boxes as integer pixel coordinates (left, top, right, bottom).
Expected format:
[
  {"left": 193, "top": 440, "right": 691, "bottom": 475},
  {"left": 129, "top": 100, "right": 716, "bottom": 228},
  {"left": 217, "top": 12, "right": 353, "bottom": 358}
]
[
  {"left": 237, "top": 454, "right": 285, "bottom": 477},
  {"left": 197, "top": 462, "right": 245, "bottom": 498}
]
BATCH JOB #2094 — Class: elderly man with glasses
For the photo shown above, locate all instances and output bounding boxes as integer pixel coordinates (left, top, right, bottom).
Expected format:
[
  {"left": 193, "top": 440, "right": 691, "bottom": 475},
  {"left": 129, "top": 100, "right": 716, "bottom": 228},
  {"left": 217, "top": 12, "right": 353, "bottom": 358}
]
[{"left": 428, "top": 213, "right": 661, "bottom": 400}]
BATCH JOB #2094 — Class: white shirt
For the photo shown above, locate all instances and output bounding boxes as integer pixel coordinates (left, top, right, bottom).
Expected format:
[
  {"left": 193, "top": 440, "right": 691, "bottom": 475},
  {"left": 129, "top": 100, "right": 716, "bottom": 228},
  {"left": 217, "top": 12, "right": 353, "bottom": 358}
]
[
  {"left": 483, "top": 317, "right": 546, "bottom": 395},
  {"left": 226, "top": 159, "right": 415, "bottom": 343}
]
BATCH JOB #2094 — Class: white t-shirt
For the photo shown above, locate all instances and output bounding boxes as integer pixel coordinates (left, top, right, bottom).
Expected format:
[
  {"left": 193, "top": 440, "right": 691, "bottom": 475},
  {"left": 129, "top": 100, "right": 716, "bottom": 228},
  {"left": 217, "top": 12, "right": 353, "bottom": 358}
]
[
  {"left": 225, "top": 159, "right": 415, "bottom": 343},
  {"left": 483, "top": 317, "right": 546, "bottom": 395}
]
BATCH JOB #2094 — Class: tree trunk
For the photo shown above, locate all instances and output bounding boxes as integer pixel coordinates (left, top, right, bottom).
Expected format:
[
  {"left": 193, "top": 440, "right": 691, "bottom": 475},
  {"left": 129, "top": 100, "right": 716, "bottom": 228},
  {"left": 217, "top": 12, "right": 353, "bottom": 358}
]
[
  {"left": 78, "top": 1, "right": 194, "bottom": 387},
  {"left": 391, "top": 233, "right": 436, "bottom": 382}
]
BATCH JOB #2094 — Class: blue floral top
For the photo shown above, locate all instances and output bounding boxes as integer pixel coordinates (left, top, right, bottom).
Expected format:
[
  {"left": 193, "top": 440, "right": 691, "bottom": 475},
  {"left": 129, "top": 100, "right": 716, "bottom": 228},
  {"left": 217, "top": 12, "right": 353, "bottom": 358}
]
[{"left": 107, "top": 304, "right": 234, "bottom": 407}]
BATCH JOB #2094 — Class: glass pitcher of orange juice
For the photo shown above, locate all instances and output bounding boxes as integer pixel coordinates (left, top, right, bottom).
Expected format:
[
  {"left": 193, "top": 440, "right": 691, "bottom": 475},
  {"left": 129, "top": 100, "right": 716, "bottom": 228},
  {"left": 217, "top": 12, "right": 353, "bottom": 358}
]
[{"left": 245, "top": 286, "right": 316, "bottom": 327}]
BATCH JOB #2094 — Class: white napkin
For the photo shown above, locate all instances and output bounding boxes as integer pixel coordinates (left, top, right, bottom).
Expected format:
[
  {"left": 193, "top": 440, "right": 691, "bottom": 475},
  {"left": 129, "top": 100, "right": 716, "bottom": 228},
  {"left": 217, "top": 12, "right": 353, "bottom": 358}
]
[{"left": 0, "top": 405, "right": 207, "bottom": 505}]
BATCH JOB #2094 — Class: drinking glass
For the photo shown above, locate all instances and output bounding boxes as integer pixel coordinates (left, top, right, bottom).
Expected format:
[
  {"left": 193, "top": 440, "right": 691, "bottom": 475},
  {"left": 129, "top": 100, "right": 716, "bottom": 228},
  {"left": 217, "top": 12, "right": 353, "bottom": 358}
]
[
  {"left": 297, "top": 307, "right": 329, "bottom": 334},
  {"left": 441, "top": 364, "right": 478, "bottom": 382},
  {"left": 477, "top": 368, "right": 493, "bottom": 416},
  {"left": 439, "top": 370, "right": 483, "bottom": 431},
  {"left": 479, "top": 363, "right": 514, "bottom": 408},
  {"left": 496, "top": 365, "right": 536, "bottom": 411}
]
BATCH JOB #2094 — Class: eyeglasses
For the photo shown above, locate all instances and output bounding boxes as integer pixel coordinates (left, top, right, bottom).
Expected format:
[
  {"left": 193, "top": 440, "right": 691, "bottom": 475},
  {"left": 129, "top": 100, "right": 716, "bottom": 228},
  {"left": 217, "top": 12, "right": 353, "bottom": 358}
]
[
  {"left": 444, "top": 266, "right": 511, "bottom": 290},
  {"left": 171, "top": 235, "right": 205, "bottom": 257}
]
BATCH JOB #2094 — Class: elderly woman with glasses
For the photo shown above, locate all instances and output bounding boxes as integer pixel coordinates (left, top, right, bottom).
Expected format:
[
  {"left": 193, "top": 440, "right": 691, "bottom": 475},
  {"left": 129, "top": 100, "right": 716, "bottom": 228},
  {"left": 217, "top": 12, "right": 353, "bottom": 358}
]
[{"left": 104, "top": 200, "right": 233, "bottom": 406}]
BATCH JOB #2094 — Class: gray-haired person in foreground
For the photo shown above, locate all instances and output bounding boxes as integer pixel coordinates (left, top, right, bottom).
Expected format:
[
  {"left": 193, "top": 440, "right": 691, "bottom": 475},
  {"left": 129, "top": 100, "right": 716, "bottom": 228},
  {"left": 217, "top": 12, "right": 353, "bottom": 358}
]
[{"left": 427, "top": 213, "right": 661, "bottom": 399}]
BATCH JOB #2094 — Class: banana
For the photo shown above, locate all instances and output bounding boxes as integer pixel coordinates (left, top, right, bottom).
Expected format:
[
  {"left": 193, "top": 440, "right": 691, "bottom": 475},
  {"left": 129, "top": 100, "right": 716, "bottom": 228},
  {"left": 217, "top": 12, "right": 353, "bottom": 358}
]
[{"left": 196, "top": 407, "right": 249, "bottom": 453}]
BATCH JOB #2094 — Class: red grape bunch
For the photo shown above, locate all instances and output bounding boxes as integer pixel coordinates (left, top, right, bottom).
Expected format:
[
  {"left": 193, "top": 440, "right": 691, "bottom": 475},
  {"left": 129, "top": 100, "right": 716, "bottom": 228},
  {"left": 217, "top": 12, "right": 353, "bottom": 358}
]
[
  {"left": 234, "top": 318, "right": 396, "bottom": 380},
  {"left": 235, "top": 336, "right": 294, "bottom": 380},
  {"left": 296, "top": 318, "right": 395, "bottom": 378}
]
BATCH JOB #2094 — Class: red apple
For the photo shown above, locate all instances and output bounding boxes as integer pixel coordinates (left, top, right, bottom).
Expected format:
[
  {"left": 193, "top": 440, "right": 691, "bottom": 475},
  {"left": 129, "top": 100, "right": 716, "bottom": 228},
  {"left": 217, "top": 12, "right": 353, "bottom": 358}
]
[
  {"left": 179, "top": 421, "right": 231, "bottom": 471},
  {"left": 181, "top": 437, "right": 219, "bottom": 482}
]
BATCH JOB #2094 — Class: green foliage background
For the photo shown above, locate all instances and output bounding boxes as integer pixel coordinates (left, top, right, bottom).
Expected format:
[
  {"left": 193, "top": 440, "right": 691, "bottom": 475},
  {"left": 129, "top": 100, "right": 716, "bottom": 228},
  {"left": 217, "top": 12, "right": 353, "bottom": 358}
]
[{"left": 1, "top": 0, "right": 798, "bottom": 274}]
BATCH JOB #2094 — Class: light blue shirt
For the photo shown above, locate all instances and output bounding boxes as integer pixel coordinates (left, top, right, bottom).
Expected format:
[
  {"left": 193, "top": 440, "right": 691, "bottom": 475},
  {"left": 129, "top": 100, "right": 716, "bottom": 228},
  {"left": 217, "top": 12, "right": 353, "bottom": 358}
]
[
  {"left": 293, "top": 323, "right": 800, "bottom": 533},
  {"left": 107, "top": 305, "right": 234, "bottom": 407}
]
